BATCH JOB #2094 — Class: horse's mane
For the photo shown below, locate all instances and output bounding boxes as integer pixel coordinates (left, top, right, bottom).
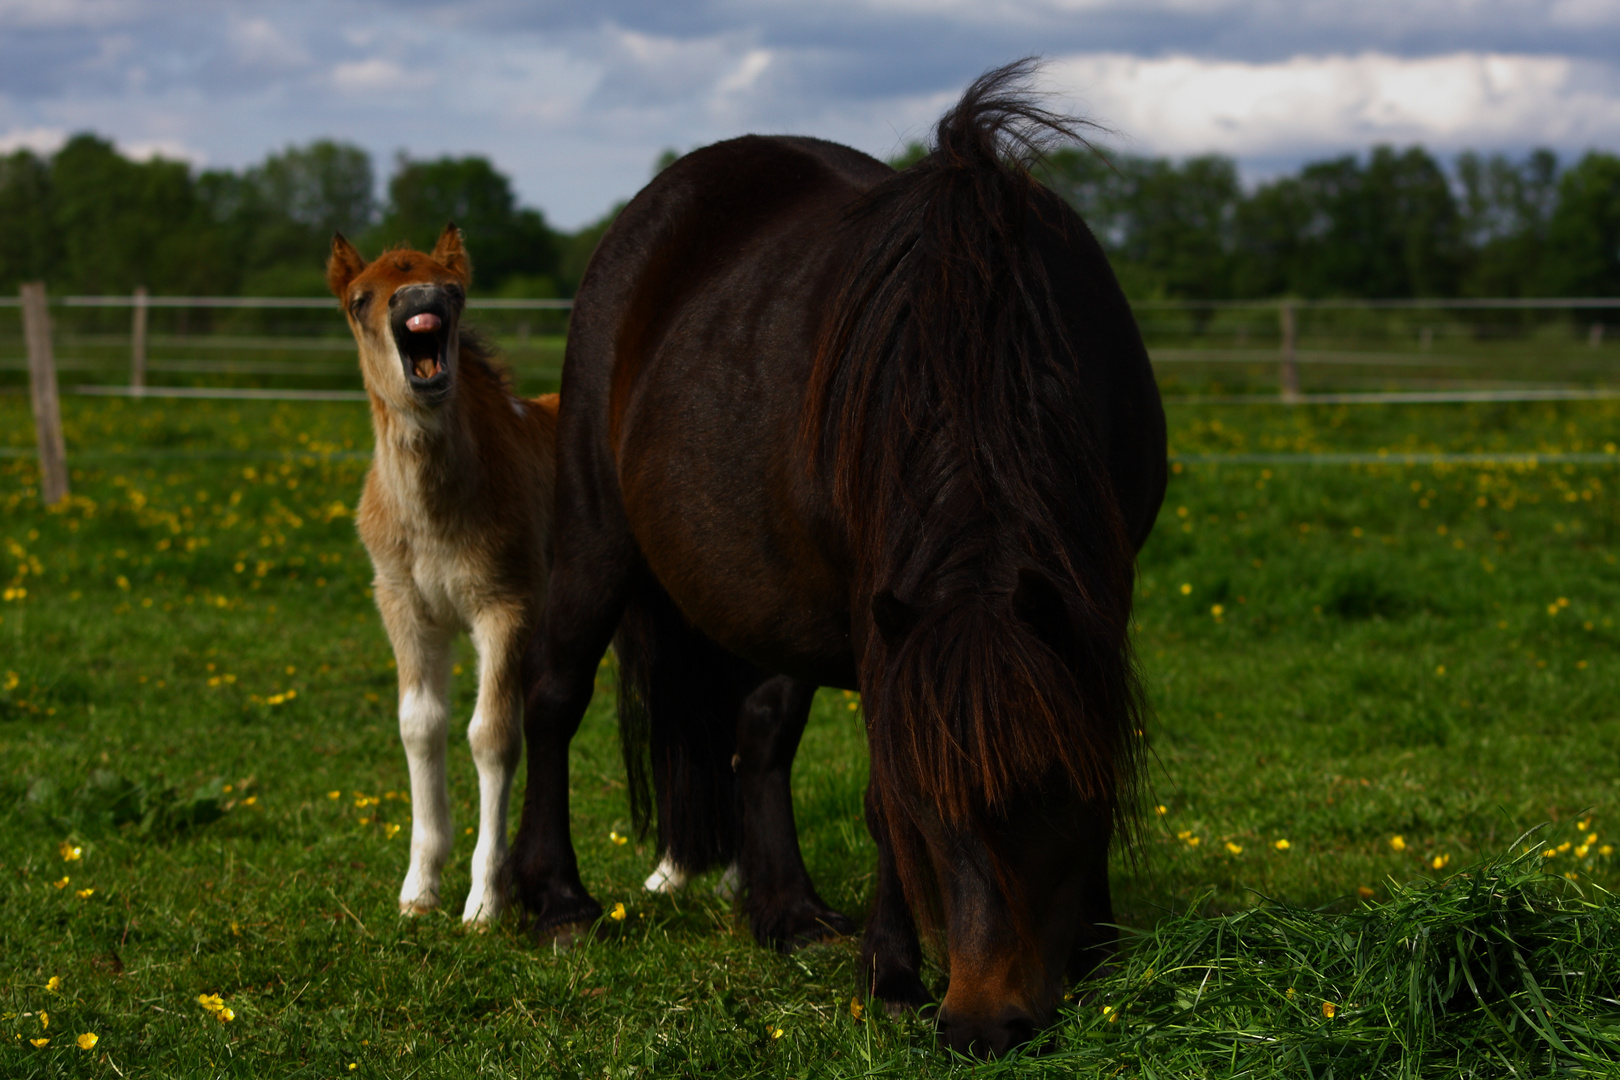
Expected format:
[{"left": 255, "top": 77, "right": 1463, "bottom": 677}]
[{"left": 803, "top": 60, "right": 1145, "bottom": 917}]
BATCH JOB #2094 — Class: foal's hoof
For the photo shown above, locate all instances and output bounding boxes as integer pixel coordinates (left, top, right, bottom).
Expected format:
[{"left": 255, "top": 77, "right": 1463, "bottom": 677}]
[{"left": 399, "top": 898, "right": 440, "bottom": 917}]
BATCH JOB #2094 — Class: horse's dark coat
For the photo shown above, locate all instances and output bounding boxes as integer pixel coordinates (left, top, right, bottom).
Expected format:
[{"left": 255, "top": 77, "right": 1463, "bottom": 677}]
[{"left": 510, "top": 62, "right": 1166, "bottom": 1057}]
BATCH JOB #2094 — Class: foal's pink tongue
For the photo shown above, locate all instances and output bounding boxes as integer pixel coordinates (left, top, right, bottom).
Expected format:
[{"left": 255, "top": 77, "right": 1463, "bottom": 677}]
[{"left": 406, "top": 312, "right": 441, "bottom": 333}]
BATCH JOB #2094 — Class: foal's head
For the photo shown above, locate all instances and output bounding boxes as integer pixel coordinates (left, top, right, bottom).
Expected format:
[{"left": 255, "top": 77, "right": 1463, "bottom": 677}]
[{"left": 327, "top": 225, "right": 471, "bottom": 415}]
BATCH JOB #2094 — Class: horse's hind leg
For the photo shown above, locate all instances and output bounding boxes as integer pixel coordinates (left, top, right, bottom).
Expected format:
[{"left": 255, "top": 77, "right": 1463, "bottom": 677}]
[
  {"left": 859, "top": 783, "right": 931, "bottom": 1013},
  {"left": 736, "top": 676, "right": 854, "bottom": 950},
  {"left": 461, "top": 606, "right": 527, "bottom": 925},
  {"left": 376, "top": 583, "right": 455, "bottom": 915}
]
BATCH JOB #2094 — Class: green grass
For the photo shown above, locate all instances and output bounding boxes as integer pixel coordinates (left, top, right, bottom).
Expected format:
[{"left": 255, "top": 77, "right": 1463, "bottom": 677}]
[{"left": 2, "top": 390, "right": 1618, "bottom": 1077}]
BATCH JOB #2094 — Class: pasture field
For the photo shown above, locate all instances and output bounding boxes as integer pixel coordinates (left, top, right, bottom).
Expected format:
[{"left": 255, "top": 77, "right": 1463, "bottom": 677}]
[{"left": 2, "top": 385, "right": 1619, "bottom": 1077}]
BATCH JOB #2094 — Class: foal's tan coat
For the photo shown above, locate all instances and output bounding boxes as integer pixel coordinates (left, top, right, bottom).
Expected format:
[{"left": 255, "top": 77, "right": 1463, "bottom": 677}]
[{"left": 328, "top": 226, "right": 557, "bottom": 923}]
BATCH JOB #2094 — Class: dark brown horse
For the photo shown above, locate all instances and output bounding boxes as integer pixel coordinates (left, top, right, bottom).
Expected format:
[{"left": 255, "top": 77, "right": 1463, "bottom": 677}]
[{"left": 509, "top": 61, "right": 1166, "bottom": 1057}]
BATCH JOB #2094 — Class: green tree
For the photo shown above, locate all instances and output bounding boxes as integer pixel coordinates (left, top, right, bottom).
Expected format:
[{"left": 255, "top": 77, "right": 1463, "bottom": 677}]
[
  {"left": 0, "top": 150, "right": 57, "bottom": 292},
  {"left": 376, "top": 155, "right": 559, "bottom": 295},
  {"left": 1540, "top": 151, "right": 1620, "bottom": 297},
  {"left": 1457, "top": 149, "right": 1559, "bottom": 297},
  {"left": 49, "top": 134, "right": 220, "bottom": 295}
]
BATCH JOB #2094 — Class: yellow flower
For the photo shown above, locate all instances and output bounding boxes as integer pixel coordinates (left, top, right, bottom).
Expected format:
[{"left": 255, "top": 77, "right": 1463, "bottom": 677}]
[
  {"left": 1576, "top": 845, "right": 1589, "bottom": 858},
  {"left": 1576, "top": 818, "right": 1590, "bottom": 831},
  {"left": 1543, "top": 848, "right": 1559, "bottom": 859},
  {"left": 1179, "top": 583, "right": 1192, "bottom": 595},
  {"left": 1211, "top": 604, "right": 1224, "bottom": 618},
  {"left": 609, "top": 830, "right": 628, "bottom": 846},
  {"left": 1602, "top": 846, "right": 1614, "bottom": 857},
  {"left": 59, "top": 840, "right": 82, "bottom": 862},
  {"left": 1586, "top": 833, "right": 1598, "bottom": 846},
  {"left": 76, "top": 888, "right": 94, "bottom": 899},
  {"left": 383, "top": 823, "right": 400, "bottom": 840},
  {"left": 1274, "top": 839, "right": 1291, "bottom": 851},
  {"left": 1389, "top": 835, "right": 1406, "bottom": 853},
  {"left": 244, "top": 796, "right": 258, "bottom": 806},
  {"left": 53, "top": 876, "right": 69, "bottom": 889},
  {"left": 1101, "top": 1004, "right": 1118, "bottom": 1023},
  {"left": 1155, "top": 805, "right": 1167, "bottom": 815},
  {"left": 46, "top": 976, "right": 61, "bottom": 992},
  {"left": 40, "top": 1011, "right": 49, "bottom": 1030},
  {"left": 198, "top": 993, "right": 224, "bottom": 1013},
  {"left": 1187, "top": 836, "right": 1200, "bottom": 847},
  {"left": 76, "top": 1032, "right": 98, "bottom": 1050},
  {"left": 1565, "top": 871, "right": 1579, "bottom": 881},
  {"left": 1285, "top": 987, "right": 1296, "bottom": 999},
  {"left": 328, "top": 790, "right": 341, "bottom": 800},
  {"left": 1225, "top": 841, "right": 1243, "bottom": 855},
  {"left": 1357, "top": 886, "right": 1375, "bottom": 900},
  {"left": 30, "top": 1037, "right": 48, "bottom": 1048},
  {"left": 1431, "top": 854, "right": 1450, "bottom": 870},
  {"left": 610, "top": 902, "right": 626, "bottom": 921},
  {"left": 219, "top": 1007, "right": 235, "bottom": 1022},
  {"left": 850, "top": 996, "right": 865, "bottom": 1021},
  {"left": 349, "top": 1064, "right": 357, "bottom": 1071},
  {"left": 768, "top": 1025, "right": 784, "bottom": 1039},
  {"left": 1322, "top": 1001, "right": 1337, "bottom": 1019}
]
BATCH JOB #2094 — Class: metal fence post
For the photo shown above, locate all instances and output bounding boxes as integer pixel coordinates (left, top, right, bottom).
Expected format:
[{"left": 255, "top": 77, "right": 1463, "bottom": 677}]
[
  {"left": 21, "top": 282, "right": 69, "bottom": 505},
  {"left": 1279, "top": 300, "right": 1300, "bottom": 404},
  {"left": 131, "top": 285, "right": 149, "bottom": 392}
]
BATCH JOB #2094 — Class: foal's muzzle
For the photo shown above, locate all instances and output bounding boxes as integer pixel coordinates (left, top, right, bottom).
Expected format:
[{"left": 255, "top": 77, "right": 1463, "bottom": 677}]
[{"left": 389, "top": 283, "right": 463, "bottom": 405}]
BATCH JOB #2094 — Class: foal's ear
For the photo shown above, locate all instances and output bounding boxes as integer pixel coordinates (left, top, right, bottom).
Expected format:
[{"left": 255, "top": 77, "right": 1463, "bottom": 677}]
[
  {"left": 1012, "top": 568, "right": 1074, "bottom": 660},
  {"left": 871, "top": 589, "right": 920, "bottom": 648},
  {"left": 327, "top": 233, "right": 367, "bottom": 298},
  {"left": 430, "top": 222, "right": 472, "bottom": 286}
]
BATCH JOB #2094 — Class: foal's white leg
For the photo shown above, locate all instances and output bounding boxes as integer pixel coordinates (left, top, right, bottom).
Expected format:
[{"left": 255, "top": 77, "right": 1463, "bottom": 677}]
[
  {"left": 380, "top": 590, "right": 455, "bottom": 915},
  {"left": 461, "top": 611, "right": 525, "bottom": 925}
]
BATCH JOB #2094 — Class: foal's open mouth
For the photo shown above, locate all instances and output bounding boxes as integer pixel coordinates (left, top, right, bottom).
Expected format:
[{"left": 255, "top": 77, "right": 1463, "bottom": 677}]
[{"left": 389, "top": 286, "right": 461, "bottom": 403}]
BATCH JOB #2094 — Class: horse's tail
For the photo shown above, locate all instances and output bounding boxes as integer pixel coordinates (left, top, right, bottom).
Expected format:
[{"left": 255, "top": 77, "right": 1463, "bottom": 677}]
[
  {"left": 614, "top": 585, "right": 743, "bottom": 877},
  {"left": 803, "top": 59, "right": 1150, "bottom": 913}
]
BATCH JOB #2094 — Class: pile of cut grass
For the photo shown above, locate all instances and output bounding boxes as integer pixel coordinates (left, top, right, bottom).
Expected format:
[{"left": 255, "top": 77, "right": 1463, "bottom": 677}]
[{"left": 1027, "top": 845, "right": 1620, "bottom": 1078}]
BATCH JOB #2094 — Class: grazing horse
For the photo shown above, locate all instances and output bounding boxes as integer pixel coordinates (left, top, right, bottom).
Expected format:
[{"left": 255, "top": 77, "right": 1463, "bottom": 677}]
[
  {"left": 328, "top": 226, "right": 558, "bottom": 925},
  {"left": 509, "top": 61, "right": 1165, "bottom": 1055}
]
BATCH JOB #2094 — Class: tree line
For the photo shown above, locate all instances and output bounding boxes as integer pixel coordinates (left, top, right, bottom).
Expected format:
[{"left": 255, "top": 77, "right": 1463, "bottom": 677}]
[
  {"left": 0, "top": 135, "right": 611, "bottom": 300},
  {"left": 0, "top": 134, "right": 1615, "bottom": 301}
]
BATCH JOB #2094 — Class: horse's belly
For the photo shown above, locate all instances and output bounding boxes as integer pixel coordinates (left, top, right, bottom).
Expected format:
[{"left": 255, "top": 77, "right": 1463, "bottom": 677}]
[{"left": 623, "top": 463, "right": 856, "bottom": 688}]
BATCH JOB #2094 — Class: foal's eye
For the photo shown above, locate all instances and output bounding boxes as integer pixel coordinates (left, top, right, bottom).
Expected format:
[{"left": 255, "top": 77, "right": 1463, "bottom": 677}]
[{"left": 349, "top": 292, "right": 371, "bottom": 317}]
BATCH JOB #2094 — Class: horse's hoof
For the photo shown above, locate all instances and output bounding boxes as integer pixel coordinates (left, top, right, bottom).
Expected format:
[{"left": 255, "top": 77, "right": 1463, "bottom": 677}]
[
  {"left": 753, "top": 898, "right": 856, "bottom": 952},
  {"left": 543, "top": 919, "right": 595, "bottom": 950},
  {"left": 870, "top": 972, "right": 932, "bottom": 1016},
  {"left": 399, "top": 898, "right": 440, "bottom": 917}
]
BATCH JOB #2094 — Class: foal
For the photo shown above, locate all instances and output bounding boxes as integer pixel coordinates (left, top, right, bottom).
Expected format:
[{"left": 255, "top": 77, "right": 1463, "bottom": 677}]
[{"left": 328, "top": 225, "right": 557, "bottom": 924}]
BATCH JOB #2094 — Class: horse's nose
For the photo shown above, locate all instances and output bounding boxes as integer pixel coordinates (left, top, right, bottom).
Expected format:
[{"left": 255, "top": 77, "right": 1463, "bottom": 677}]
[{"left": 936, "top": 1004, "right": 1037, "bottom": 1058}]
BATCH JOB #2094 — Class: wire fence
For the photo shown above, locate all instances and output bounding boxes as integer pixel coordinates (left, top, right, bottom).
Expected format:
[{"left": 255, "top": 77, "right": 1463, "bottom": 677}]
[
  {"left": 4, "top": 287, "right": 1619, "bottom": 501},
  {"left": 1, "top": 291, "right": 1614, "bottom": 405}
]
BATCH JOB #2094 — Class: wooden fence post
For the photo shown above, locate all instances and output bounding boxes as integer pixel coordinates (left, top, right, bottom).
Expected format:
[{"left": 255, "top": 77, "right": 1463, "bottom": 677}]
[
  {"left": 1278, "top": 300, "right": 1301, "bottom": 404},
  {"left": 21, "top": 282, "right": 69, "bottom": 505},
  {"left": 131, "top": 285, "right": 149, "bottom": 392}
]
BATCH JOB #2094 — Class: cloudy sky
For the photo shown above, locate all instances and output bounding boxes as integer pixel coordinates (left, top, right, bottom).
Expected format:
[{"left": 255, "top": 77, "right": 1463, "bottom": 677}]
[{"left": 2, "top": 0, "right": 1617, "bottom": 228}]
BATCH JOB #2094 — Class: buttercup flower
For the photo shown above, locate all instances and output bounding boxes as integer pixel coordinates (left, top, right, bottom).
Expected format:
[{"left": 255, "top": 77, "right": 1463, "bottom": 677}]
[
  {"left": 850, "top": 996, "right": 865, "bottom": 1021},
  {"left": 1389, "top": 836, "right": 1406, "bottom": 852},
  {"left": 1274, "top": 839, "right": 1291, "bottom": 851},
  {"left": 1322, "top": 1001, "right": 1338, "bottom": 1019},
  {"left": 1225, "top": 841, "right": 1243, "bottom": 855},
  {"left": 609, "top": 830, "right": 628, "bottom": 846},
  {"left": 610, "top": 902, "right": 626, "bottom": 921},
  {"left": 76, "top": 1033, "right": 98, "bottom": 1050},
  {"left": 45, "top": 976, "right": 60, "bottom": 993},
  {"left": 59, "top": 841, "right": 82, "bottom": 862}
]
